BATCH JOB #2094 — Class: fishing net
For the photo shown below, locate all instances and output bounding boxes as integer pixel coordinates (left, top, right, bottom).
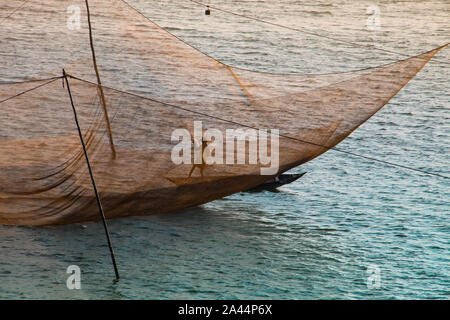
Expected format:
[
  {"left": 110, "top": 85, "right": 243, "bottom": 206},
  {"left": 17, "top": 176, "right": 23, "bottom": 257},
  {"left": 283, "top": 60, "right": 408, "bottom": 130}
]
[{"left": 0, "top": 0, "right": 445, "bottom": 225}]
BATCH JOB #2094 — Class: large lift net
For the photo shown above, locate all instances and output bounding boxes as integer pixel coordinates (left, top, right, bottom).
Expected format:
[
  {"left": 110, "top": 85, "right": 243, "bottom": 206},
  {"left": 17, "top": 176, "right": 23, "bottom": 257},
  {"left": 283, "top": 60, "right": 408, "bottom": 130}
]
[{"left": 0, "top": 0, "right": 445, "bottom": 225}]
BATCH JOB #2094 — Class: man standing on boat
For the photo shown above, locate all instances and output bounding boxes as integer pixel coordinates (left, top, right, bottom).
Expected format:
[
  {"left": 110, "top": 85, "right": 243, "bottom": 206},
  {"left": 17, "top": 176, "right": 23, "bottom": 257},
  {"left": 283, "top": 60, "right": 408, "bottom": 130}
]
[{"left": 188, "top": 133, "right": 209, "bottom": 178}]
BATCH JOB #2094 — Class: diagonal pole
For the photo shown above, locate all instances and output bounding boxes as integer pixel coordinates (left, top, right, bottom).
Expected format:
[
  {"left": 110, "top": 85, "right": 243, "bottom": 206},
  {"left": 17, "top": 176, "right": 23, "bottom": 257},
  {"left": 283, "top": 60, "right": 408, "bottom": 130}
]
[
  {"left": 63, "top": 69, "right": 120, "bottom": 280},
  {"left": 85, "top": 0, "right": 116, "bottom": 158}
]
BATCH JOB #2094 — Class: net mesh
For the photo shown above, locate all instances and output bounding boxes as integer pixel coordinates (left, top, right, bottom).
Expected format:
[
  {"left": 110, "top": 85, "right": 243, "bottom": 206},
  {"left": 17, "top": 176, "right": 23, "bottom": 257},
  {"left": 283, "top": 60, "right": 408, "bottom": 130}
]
[{"left": 0, "top": 0, "right": 445, "bottom": 225}]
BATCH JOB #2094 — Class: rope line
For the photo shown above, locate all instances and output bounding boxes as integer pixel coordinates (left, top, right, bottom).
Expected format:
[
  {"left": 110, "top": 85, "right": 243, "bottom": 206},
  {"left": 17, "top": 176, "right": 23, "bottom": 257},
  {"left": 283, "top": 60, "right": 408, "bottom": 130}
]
[
  {"left": 226, "top": 65, "right": 254, "bottom": 103},
  {"left": 0, "top": 77, "right": 63, "bottom": 105},
  {"left": 67, "top": 74, "right": 449, "bottom": 180},
  {"left": 0, "top": 76, "right": 63, "bottom": 86},
  {"left": 0, "top": 0, "right": 32, "bottom": 25},
  {"left": 187, "top": 0, "right": 450, "bottom": 66}
]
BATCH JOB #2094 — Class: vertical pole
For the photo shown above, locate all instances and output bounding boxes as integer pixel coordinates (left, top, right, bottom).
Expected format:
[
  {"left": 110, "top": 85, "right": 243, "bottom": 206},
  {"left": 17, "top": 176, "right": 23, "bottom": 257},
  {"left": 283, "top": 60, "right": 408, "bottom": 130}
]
[
  {"left": 63, "top": 69, "right": 120, "bottom": 280},
  {"left": 85, "top": 0, "right": 116, "bottom": 158}
]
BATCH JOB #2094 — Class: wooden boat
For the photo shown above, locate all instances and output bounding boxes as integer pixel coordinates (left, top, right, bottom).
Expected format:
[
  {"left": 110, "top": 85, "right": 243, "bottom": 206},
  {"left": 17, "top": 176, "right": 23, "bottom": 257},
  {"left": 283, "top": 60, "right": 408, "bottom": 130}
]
[{"left": 245, "top": 173, "right": 306, "bottom": 192}]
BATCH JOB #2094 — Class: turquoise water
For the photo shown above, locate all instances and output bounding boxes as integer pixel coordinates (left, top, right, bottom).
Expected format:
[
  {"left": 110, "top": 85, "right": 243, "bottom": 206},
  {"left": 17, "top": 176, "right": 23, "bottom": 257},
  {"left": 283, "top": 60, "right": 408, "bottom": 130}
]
[{"left": 0, "top": 0, "right": 448, "bottom": 299}]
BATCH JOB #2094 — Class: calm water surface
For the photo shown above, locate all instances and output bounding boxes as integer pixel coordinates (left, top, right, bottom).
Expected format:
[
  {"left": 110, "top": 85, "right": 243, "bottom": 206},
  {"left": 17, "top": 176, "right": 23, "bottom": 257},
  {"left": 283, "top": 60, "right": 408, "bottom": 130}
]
[{"left": 0, "top": 0, "right": 448, "bottom": 299}]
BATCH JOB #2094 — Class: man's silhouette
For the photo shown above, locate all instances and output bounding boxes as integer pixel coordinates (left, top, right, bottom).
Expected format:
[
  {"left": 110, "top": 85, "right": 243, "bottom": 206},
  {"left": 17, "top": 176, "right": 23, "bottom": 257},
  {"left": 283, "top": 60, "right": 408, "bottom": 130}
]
[{"left": 188, "top": 135, "right": 209, "bottom": 178}]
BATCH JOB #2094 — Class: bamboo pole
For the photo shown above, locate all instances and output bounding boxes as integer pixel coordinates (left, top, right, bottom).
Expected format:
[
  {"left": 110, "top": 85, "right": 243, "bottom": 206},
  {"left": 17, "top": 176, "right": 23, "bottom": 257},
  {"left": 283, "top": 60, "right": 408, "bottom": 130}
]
[
  {"left": 63, "top": 69, "right": 120, "bottom": 280},
  {"left": 85, "top": 0, "right": 116, "bottom": 158}
]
